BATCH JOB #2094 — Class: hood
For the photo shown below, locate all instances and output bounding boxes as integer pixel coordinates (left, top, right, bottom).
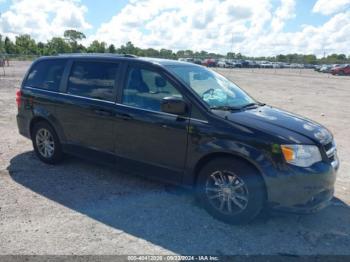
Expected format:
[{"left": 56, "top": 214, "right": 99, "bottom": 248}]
[{"left": 217, "top": 105, "right": 333, "bottom": 145}]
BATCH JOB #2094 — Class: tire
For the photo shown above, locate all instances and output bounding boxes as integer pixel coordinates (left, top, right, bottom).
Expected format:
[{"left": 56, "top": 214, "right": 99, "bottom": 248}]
[
  {"left": 195, "top": 158, "right": 265, "bottom": 225},
  {"left": 32, "top": 121, "right": 63, "bottom": 164}
]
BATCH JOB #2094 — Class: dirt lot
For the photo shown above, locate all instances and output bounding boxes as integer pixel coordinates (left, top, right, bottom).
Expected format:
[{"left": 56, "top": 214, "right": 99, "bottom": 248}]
[{"left": 0, "top": 61, "right": 349, "bottom": 255}]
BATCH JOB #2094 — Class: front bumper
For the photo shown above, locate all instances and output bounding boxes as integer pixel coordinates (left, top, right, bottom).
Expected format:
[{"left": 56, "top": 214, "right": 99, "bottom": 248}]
[{"left": 265, "top": 155, "right": 339, "bottom": 213}]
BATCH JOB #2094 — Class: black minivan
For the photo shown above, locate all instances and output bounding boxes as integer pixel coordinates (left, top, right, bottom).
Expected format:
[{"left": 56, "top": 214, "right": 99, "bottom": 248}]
[{"left": 16, "top": 54, "right": 339, "bottom": 224}]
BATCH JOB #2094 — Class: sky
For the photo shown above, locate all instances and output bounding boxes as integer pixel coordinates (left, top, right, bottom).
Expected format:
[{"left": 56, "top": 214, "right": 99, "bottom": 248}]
[{"left": 0, "top": 0, "right": 350, "bottom": 57}]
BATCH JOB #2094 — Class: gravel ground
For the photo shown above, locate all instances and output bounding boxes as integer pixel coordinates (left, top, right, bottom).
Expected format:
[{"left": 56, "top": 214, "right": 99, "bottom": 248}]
[{"left": 0, "top": 61, "right": 349, "bottom": 255}]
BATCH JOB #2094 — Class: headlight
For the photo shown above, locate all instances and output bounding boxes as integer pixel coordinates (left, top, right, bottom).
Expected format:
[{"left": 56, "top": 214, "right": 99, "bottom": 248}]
[{"left": 281, "top": 144, "right": 322, "bottom": 167}]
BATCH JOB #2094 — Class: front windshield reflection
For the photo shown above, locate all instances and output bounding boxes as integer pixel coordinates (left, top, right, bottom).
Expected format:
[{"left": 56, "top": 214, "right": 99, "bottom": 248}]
[{"left": 166, "top": 65, "right": 256, "bottom": 109}]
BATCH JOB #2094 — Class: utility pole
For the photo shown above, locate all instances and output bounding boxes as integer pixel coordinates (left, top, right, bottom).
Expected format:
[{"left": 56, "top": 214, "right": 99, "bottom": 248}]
[{"left": 230, "top": 33, "right": 234, "bottom": 54}]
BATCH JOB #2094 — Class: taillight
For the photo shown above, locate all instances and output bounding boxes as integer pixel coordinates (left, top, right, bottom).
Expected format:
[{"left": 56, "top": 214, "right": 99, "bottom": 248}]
[{"left": 16, "top": 90, "right": 22, "bottom": 109}]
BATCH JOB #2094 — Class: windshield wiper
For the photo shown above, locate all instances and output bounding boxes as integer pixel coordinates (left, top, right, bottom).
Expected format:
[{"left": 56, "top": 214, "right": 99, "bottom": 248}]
[
  {"left": 210, "top": 102, "right": 266, "bottom": 111},
  {"left": 241, "top": 102, "right": 266, "bottom": 109},
  {"left": 240, "top": 103, "right": 259, "bottom": 109},
  {"left": 210, "top": 105, "right": 241, "bottom": 111}
]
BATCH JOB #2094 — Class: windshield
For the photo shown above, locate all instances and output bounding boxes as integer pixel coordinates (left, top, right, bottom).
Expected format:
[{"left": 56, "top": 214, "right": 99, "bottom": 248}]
[{"left": 166, "top": 65, "right": 256, "bottom": 109}]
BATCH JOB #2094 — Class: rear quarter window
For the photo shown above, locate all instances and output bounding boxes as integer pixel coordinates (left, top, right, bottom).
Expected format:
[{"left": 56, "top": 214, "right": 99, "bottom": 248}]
[{"left": 24, "top": 59, "right": 67, "bottom": 92}]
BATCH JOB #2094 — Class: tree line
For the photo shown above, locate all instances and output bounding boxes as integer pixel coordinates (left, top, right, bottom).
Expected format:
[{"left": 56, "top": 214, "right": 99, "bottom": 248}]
[{"left": 1, "top": 30, "right": 350, "bottom": 64}]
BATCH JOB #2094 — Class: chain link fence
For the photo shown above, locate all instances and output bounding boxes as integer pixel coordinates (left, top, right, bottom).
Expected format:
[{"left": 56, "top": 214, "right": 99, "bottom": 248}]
[{"left": 0, "top": 54, "right": 39, "bottom": 77}]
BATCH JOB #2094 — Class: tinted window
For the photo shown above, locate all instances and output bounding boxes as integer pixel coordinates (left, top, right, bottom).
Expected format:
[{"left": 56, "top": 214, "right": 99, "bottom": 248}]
[
  {"left": 122, "top": 67, "right": 182, "bottom": 111},
  {"left": 67, "top": 61, "right": 118, "bottom": 102},
  {"left": 25, "top": 59, "right": 66, "bottom": 91}
]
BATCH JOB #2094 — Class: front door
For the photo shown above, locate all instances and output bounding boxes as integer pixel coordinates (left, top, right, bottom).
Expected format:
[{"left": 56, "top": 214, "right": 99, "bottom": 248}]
[{"left": 113, "top": 64, "right": 189, "bottom": 183}]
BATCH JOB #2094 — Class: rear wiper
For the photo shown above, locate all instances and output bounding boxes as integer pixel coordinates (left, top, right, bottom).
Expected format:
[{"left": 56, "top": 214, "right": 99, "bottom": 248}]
[{"left": 210, "top": 105, "right": 241, "bottom": 111}]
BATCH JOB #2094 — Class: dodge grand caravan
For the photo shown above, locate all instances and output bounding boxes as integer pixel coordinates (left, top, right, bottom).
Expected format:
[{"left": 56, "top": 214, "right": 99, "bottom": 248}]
[{"left": 16, "top": 54, "right": 339, "bottom": 224}]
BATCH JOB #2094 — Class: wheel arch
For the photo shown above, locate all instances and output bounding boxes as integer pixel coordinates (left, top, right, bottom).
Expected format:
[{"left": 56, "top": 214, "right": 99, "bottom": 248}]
[
  {"left": 29, "top": 116, "right": 63, "bottom": 140},
  {"left": 30, "top": 116, "right": 64, "bottom": 164},
  {"left": 30, "top": 116, "right": 51, "bottom": 138},
  {"left": 192, "top": 152, "right": 268, "bottom": 200},
  {"left": 29, "top": 114, "right": 66, "bottom": 143}
]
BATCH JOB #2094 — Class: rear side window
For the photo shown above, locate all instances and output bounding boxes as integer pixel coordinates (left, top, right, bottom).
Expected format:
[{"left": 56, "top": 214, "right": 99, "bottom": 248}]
[
  {"left": 67, "top": 61, "right": 118, "bottom": 102},
  {"left": 25, "top": 59, "right": 66, "bottom": 92}
]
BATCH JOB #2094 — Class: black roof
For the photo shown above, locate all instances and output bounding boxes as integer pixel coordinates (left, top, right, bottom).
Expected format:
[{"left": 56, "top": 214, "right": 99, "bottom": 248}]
[
  {"left": 42, "top": 53, "right": 196, "bottom": 67},
  {"left": 139, "top": 57, "right": 195, "bottom": 66}
]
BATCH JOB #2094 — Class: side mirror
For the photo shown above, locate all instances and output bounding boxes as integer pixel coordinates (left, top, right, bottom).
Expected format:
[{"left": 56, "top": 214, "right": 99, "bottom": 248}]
[{"left": 161, "top": 96, "right": 187, "bottom": 115}]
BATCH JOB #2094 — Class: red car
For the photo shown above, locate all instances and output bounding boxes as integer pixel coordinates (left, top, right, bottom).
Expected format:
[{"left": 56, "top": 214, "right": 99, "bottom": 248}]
[
  {"left": 202, "top": 58, "right": 217, "bottom": 67},
  {"left": 331, "top": 64, "right": 350, "bottom": 75}
]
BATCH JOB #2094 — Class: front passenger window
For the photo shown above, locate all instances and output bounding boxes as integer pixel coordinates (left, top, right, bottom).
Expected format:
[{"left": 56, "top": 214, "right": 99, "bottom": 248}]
[{"left": 122, "top": 68, "right": 182, "bottom": 111}]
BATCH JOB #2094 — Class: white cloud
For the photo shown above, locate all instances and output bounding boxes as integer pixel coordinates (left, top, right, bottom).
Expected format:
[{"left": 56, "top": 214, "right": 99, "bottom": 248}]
[
  {"left": 0, "top": 0, "right": 91, "bottom": 42},
  {"left": 271, "top": 0, "right": 296, "bottom": 32},
  {"left": 248, "top": 11, "right": 350, "bottom": 56},
  {"left": 89, "top": 0, "right": 349, "bottom": 56},
  {"left": 1, "top": 0, "right": 350, "bottom": 57},
  {"left": 91, "top": 0, "right": 274, "bottom": 54},
  {"left": 313, "top": 0, "right": 350, "bottom": 15}
]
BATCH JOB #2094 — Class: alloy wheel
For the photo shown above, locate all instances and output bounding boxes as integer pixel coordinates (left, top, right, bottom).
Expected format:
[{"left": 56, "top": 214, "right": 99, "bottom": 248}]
[
  {"left": 205, "top": 170, "right": 249, "bottom": 215},
  {"left": 35, "top": 128, "right": 55, "bottom": 158}
]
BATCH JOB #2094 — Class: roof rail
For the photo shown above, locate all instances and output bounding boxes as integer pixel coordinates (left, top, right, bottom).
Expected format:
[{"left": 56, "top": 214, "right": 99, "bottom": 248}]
[{"left": 57, "top": 53, "right": 138, "bottom": 58}]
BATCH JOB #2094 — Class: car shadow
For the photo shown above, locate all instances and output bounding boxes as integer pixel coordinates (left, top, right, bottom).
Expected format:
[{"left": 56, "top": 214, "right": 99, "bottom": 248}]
[{"left": 6, "top": 151, "right": 350, "bottom": 255}]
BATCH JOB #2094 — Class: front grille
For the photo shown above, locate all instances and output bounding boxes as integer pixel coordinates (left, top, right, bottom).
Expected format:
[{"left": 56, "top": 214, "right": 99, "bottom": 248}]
[
  {"left": 322, "top": 140, "right": 338, "bottom": 168},
  {"left": 324, "top": 141, "right": 334, "bottom": 152},
  {"left": 328, "top": 155, "right": 335, "bottom": 162},
  {"left": 323, "top": 140, "right": 335, "bottom": 157}
]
